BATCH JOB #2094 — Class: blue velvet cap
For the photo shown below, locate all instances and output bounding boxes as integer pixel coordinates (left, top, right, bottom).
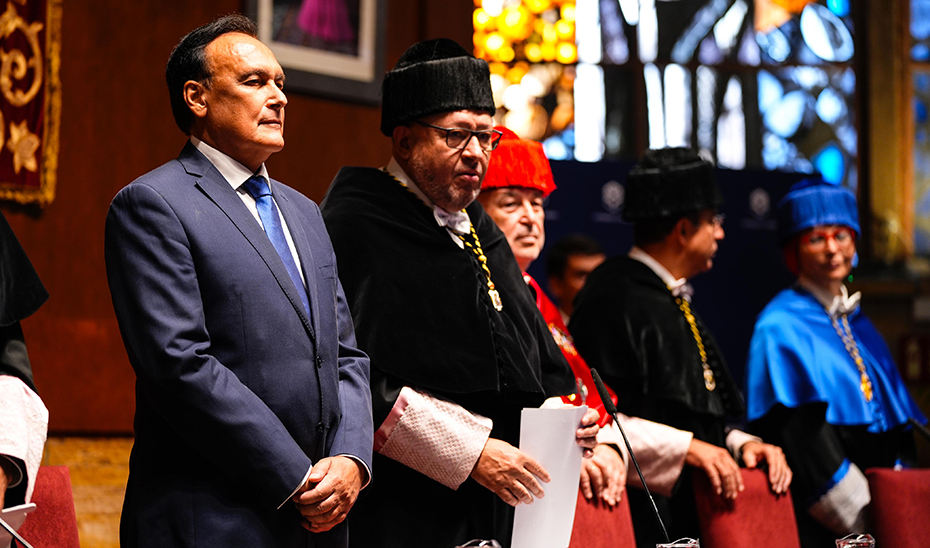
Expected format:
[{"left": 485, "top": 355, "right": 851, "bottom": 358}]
[{"left": 776, "top": 177, "right": 860, "bottom": 244}]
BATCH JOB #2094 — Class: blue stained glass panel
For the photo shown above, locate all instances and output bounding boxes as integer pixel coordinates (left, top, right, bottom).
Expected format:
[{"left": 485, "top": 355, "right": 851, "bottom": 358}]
[
  {"left": 917, "top": 98, "right": 929, "bottom": 125},
  {"left": 912, "top": 0, "right": 930, "bottom": 40},
  {"left": 912, "top": 0, "right": 930, "bottom": 62},
  {"left": 913, "top": 69, "right": 930, "bottom": 254},
  {"left": 816, "top": 87, "right": 845, "bottom": 124},
  {"left": 914, "top": 44, "right": 930, "bottom": 62},
  {"left": 827, "top": 0, "right": 849, "bottom": 18},
  {"left": 800, "top": 4, "right": 854, "bottom": 62},
  {"left": 764, "top": 90, "right": 811, "bottom": 138},
  {"left": 758, "top": 70, "right": 783, "bottom": 113},
  {"left": 813, "top": 143, "right": 845, "bottom": 184}
]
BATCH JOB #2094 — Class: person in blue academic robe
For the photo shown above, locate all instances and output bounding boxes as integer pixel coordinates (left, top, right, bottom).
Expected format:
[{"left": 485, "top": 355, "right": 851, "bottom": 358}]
[{"left": 745, "top": 178, "right": 927, "bottom": 548}]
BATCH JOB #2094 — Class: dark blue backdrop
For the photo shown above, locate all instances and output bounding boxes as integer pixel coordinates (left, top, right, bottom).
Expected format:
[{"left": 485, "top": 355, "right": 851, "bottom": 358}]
[{"left": 529, "top": 160, "right": 807, "bottom": 387}]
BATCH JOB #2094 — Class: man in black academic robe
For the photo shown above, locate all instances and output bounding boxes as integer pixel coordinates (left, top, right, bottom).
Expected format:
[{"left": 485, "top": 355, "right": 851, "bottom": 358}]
[
  {"left": 0, "top": 211, "right": 49, "bottom": 509},
  {"left": 320, "top": 39, "right": 593, "bottom": 548},
  {"left": 569, "top": 148, "right": 792, "bottom": 548}
]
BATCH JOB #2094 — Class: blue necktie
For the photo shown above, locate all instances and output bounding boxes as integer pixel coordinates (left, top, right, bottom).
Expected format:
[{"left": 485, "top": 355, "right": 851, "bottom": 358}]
[{"left": 242, "top": 175, "right": 311, "bottom": 317}]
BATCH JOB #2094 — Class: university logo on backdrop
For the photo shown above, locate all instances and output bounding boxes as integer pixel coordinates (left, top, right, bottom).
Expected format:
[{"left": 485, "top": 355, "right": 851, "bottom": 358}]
[
  {"left": 0, "top": 0, "right": 61, "bottom": 206},
  {"left": 592, "top": 180, "right": 625, "bottom": 224}
]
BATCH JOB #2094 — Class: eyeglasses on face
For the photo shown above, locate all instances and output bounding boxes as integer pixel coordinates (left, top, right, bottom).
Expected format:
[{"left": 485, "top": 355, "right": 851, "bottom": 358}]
[
  {"left": 415, "top": 121, "right": 503, "bottom": 151},
  {"left": 800, "top": 226, "right": 855, "bottom": 251}
]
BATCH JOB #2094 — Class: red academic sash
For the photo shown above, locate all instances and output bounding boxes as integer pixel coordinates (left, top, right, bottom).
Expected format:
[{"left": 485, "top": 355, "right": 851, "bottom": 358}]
[{"left": 525, "top": 274, "right": 617, "bottom": 427}]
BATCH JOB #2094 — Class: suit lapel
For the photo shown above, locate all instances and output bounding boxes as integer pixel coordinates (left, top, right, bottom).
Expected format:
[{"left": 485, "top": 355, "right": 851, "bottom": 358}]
[
  {"left": 274, "top": 189, "right": 321, "bottom": 339},
  {"left": 178, "top": 143, "right": 315, "bottom": 339}
]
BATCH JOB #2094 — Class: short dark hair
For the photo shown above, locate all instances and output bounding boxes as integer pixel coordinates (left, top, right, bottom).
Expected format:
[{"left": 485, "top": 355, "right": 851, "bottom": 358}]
[
  {"left": 632, "top": 211, "right": 703, "bottom": 247},
  {"left": 166, "top": 14, "right": 258, "bottom": 134},
  {"left": 546, "top": 234, "right": 604, "bottom": 280}
]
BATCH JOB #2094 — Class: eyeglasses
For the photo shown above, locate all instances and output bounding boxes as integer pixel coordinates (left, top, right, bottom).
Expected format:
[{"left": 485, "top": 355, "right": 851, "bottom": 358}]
[
  {"left": 711, "top": 213, "right": 725, "bottom": 228},
  {"left": 800, "top": 226, "right": 855, "bottom": 251},
  {"left": 416, "top": 121, "right": 503, "bottom": 151}
]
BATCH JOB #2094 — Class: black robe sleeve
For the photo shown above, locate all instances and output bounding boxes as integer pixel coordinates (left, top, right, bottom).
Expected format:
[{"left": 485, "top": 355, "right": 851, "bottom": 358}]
[
  {"left": 0, "top": 322, "right": 36, "bottom": 393},
  {"left": 749, "top": 403, "right": 847, "bottom": 506}
]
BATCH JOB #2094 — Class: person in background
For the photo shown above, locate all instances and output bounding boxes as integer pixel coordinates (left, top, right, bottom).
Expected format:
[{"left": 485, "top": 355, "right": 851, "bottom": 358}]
[
  {"left": 105, "top": 15, "right": 372, "bottom": 547},
  {"left": 570, "top": 148, "right": 792, "bottom": 547},
  {"left": 546, "top": 234, "right": 605, "bottom": 325},
  {"left": 321, "top": 39, "right": 598, "bottom": 548},
  {"left": 477, "top": 128, "right": 705, "bottom": 515},
  {"left": 0, "top": 211, "right": 49, "bottom": 510},
  {"left": 744, "top": 178, "right": 927, "bottom": 548}
]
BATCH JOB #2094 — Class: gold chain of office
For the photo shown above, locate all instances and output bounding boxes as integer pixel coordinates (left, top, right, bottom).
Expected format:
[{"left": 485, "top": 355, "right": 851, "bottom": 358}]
[
  {"left": 383, "top": 168, "right": 503, "bottom": 312},
  {"left": 669, "top": 288, "right": 716, "bottom": 392},
  {"left": 831, "top": 314, "right": 874, "bottom": 401}
]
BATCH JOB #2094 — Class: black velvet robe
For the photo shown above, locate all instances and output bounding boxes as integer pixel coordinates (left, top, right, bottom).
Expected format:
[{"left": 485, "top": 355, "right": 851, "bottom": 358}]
[
  {"left": 321, "top": 167, "right": 573, "bottom": 548},
  {"left": 0, "top": 211, "right": 47, "bottom": 507},
  {"left": 569, "top": 256, "right": 744, "bottom": 547}
]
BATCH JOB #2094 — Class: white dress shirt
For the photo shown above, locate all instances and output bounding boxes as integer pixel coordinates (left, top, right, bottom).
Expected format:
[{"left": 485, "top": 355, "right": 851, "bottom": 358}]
[
  {"left": 798, "top": 277, "right": 862, "bottom": 317},
  {"left": 191, "top": 137, "right": 305, "bottom": 285}
]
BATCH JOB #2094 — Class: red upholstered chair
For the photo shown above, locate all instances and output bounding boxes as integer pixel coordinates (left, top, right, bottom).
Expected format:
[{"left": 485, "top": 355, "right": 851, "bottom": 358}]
[
  {"left": 692, "top": 468, "right": 800, "bottom": 548},
  {"left": 568, "top": 489, "right": 637, "bottom": 548},
  {"left": 17, "top": 466, "right": 81, "bottom": 548},
  {"left": 866, "top": 468, "right": 930, "bottom": 548}
]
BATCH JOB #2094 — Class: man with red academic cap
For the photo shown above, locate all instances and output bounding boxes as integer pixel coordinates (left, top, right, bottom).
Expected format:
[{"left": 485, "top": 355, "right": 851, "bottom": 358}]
[
  {"left": 321, "top": 40, "right": 598, "bottom": 547},
  {"left": 478, "top": 128, "right": 709, "bottom": 515}
]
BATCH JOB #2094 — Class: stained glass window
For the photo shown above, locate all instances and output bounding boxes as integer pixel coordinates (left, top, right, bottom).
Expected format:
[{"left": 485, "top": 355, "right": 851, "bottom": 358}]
[
  {"left": 474, "top": 0, "right": 858, "bottom": 181},
  {"left": 474, "top": 0, "right": 578, "bottom": 153},
  {"left": 913, "top": 0, "right": 930, "bottom": 62},
  {"left": 913, "top": 0, "right": 930, "bottom": 252}
]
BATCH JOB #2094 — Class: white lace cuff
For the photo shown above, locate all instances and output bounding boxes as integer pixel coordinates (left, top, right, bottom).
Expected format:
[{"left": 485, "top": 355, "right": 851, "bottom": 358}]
[
  {"left": 0, "top": 376, "right": 48, "bottom": 503},
  {"left": 374, "top": 387, "right": 492, "bottom": 489},
  {"left": 809, "top": 462, "right": 871, "bottom": 535}
]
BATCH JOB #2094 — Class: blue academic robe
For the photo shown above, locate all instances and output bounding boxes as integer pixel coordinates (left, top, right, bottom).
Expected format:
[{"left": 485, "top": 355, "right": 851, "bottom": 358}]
[{"left": 745, "top": 286, "right": 926, "bottom": 547}]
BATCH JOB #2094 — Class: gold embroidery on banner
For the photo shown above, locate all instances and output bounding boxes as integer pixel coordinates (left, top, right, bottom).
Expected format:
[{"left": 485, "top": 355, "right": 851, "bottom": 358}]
[
  {"left": 0, "top": 2, "right": 43, "bottom": 107},
  {"left": 8, "top": 118, "right": 37, "bottom": 172},
  {"left": 0, "top": 0, "right": 60, "bottom": 206}
]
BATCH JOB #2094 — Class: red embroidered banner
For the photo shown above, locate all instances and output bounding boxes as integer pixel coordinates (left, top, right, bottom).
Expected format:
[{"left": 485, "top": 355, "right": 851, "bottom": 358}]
[{"left": 0, "top": 0, "right": 61, "bottom": 206}]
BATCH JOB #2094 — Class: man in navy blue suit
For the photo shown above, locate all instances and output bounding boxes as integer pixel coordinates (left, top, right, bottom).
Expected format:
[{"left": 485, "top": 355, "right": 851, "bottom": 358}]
[{"left": 105, "top": 14, "right": 372, "bottom": 548}]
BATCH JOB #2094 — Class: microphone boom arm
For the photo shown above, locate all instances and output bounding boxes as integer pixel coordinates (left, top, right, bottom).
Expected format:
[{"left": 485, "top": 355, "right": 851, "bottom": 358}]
[{"left": 590, "top": 368, "right": 670, "bottom": 545}]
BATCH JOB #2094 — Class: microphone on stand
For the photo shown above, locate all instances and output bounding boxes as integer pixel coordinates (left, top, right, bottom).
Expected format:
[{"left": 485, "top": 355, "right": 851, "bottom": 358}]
[
  {"left": 0, "top": 515, "right": 35, "bottom": 548},
  {"left": 590, "top": 367, "right": 670, "bottom": 544}
]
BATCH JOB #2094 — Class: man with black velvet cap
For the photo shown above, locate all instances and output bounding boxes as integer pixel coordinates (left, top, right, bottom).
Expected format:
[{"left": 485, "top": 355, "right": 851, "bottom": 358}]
[
  {"left": 569, "top": 148, "right": 792, "bottom": 547},
  {"left": 321, "top": 39, "right": 598, "bottom": 547}
]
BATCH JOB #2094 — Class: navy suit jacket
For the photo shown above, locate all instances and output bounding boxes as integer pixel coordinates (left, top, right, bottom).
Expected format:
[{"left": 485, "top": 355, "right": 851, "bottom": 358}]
[{"left": 105, "top": 142, "right": 372, "bottom": 548}]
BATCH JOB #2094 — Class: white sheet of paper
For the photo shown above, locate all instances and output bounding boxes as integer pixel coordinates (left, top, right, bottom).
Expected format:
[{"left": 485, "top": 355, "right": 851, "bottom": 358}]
[
  {"left": 0, "top": 503, "right": 36, "bottom": 548},
  {"left": 511, "top": 406, "right": 586, "bottom": 548}
]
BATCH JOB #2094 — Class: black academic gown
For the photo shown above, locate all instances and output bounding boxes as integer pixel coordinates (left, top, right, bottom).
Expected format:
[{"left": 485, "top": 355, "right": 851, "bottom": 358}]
[
  {"left": 0, "top": 211, "right": 47, "bottom": 507},
  {"left": 321, "top": 167, "right": 574, "bottom": 548},
  {"left": 569, "top": 256, "right": 744, "bottom": 548}
]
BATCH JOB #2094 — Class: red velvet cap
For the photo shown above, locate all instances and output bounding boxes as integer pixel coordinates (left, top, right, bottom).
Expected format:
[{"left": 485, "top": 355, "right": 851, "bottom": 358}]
[{"left": 482, "top": 126, "right": 557, "bottom": 197}]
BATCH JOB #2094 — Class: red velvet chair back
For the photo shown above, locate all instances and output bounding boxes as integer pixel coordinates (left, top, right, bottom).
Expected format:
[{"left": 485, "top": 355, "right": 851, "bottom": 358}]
[
  {"left": 866, "top": 468, "right": 930, "bottom": 548},
  {"left": 568, "top": 489, "right": 637, "bottom": 548},
  {"left": 693, "top": 468, "right": 800, "bottom": 548},
  {"left": 17, "top": 466, "right": 81, "bottom": 548}
]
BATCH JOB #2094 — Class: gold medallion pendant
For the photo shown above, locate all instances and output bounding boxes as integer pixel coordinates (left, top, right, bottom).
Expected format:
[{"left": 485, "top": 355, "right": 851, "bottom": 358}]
[
  {"left": 860, "top": 373, "right": 873, "bottom": 402},
  {"left": 704, "top": 368, "right": 717, "bottom": 392},
  {"left": 488, "top": 288, "right": 503, "bottom": 312}
]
